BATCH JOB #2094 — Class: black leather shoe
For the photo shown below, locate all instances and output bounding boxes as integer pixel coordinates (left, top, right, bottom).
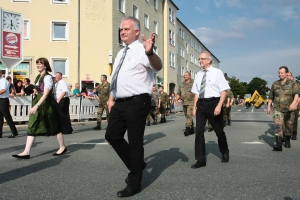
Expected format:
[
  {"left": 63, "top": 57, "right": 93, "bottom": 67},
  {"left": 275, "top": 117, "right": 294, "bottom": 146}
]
[
  {"left": 221, "top": 150, "right": 229, "bottom": 163},
  {"left": 8, "top": 133, "right": 18, "bottom": 138},
  {"left": 53, "top": 148, "right": 67, "bottom": 156},
  {"left": 147, "top": 121, "right": 150, "bottom": 126},
  {"left": 117, "top": 185, "right": 141, "bottom": 197},
  {"left": 12, "top": 154, "right": 30, "bottom": 159},
  {"left": 125, "top": 162, "right": 147, "bottom": 184},
  {"left": 191, "top": 160, "right": 206, "bottom": 169}
]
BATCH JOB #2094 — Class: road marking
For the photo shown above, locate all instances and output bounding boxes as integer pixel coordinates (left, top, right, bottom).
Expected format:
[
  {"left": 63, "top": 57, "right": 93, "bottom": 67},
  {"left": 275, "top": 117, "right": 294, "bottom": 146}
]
[
  {"left": 241, "top": 141, "right": 264, "bottom": 144},
  {"left": 237, "top": 109, "right": 241, "bottom": 112},
  {"left": 251, "top": 107, "right": 254, "bottom": 112},
  {"left": 71, "top": 143, "right": 109, "bottom": 145}
]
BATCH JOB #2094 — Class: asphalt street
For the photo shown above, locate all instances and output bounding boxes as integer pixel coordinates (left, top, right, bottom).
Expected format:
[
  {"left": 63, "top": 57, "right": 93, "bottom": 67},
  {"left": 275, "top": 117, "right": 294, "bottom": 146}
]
[{"left": 1, "top": 104, "right": 300, "bottom": 200}]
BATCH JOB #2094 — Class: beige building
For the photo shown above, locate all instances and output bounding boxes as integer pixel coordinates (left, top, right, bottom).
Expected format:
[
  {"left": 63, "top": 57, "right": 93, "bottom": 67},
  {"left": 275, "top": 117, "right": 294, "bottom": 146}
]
[{"left": 0, "top": 0, "right": 219, "bottom": 94}]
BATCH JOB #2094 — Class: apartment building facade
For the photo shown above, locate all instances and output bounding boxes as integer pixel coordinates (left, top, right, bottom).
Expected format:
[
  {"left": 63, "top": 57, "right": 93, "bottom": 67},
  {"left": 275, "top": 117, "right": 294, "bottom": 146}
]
[{"left": 0, "top": 0, "right": 219, "bottom": 94}]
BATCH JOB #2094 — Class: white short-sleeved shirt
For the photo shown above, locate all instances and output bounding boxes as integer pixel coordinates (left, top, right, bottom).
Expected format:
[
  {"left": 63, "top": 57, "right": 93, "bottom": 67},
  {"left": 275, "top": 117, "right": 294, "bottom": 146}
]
[
  {"left": 35, "top": 75, "right": 53, "bottom": 91},
  {"left": 191, "top": 66, "right": 230, "bottom": 98},
  {"left": 0, "top": 77, "right": 10, "bottom": 98},
  {"left": 54, "top": 79, "right": 68, "bottom": 100},
  {"left": 111, "top": 40, "right": 161, "bottom": 98}
]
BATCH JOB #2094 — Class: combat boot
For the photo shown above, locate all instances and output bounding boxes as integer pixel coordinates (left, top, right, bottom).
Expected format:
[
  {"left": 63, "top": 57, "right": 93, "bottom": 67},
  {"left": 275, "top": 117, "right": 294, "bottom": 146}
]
[
  {"left": 162, "top": 118, "right": 167, "bottom": 123},
  {"left": 284, "top": 136, "right": 291, "bottom": 148},
  {"left": 153, "top": 121, "right": 157, "bottom": 125},
  {"left": 184, "top": 127, "right": 190, "bottom": 136},
  {"left": 228, "top": 120, "right": 231, "bottom": 126},
  {"left": 282, "top": 133, "right": 286, "bottom": 142},
  {"left": 273, "top": 136, "right": 282, "bottom": 151},
  {"left": 147, "top": 121, "right": 150, "bottom": 126},
  {"left": 93, "top": 121, "right": 101, "bottom": 130},
  {"left": 291, "top": 131, "right": 297, "bottom": 140},
  {"left": 223, "top": 121, "right": 227, "bottom": 127},
  {"left": 189, "top": 126, "right": 195, "bottom": 135}
]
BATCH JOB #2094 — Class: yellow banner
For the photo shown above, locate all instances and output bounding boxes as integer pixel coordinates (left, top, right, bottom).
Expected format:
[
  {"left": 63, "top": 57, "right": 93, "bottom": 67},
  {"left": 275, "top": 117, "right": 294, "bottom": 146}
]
[{"left": 250, "top": 90, "right": 264, "bottom": 108}]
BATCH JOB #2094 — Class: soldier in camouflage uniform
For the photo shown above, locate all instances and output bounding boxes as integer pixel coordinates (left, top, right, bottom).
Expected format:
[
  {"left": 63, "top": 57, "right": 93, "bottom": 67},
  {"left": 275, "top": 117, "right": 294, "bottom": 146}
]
[
  {"left": 267, "top": 66, "right": 300, "bottom": 151},
  {"left": 223, "top": 90, "right": 234, "bottom": 126},
  {"left": 159, "top": 86, "right": 168, "bottom": 123},
  {"left": 147, "top": 86, "right": 161, "bottom": 126},
  {"left": 287, "top": 72, "right": 300, "bottom": 140},
  {"left": 176, "top": 72, "right": 194, "bottom": 136},
  {"left": 93, "top": 75, "right": 110, "bottom": 130}
]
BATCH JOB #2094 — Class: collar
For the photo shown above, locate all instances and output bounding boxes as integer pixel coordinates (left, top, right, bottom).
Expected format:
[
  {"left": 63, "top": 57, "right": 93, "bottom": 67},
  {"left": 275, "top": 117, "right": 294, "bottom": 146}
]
[
  {"left": 201, "top": 65, "right": 212, "bottom": 72},
  {"left": 127, "top": 40, "right": 140, "bottom": 49}
]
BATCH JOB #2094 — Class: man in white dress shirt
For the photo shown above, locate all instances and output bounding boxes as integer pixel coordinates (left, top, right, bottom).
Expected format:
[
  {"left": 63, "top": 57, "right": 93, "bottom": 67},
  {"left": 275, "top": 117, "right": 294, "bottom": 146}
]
[
  {"left": 105, "top": 17, "right": 163, "bottom": 197},
  {"left": 191, "top": 51, "right": 230, "bottom": 169},
  {"left": 0, "top": 70, "right": 18, "bottom": 138},
  {"left": 54, "top": 72, "right": 72, "bottom": 134}
]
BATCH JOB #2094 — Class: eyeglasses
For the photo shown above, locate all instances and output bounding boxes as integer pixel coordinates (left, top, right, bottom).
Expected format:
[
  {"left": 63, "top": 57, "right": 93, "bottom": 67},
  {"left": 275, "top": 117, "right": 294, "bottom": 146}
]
[{"left": 198, "top": 58, "right": 209, "bottom": 61}]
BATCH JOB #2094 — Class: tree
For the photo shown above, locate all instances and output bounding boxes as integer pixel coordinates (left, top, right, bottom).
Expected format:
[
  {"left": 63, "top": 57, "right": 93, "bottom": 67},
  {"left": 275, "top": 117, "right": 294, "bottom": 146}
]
[
  {"left": 228, "top": 76, "right": 247, "bottom": 98},
  {"left": 296, "top": 76, "right": 300, "bottom": 83},
  {"left": 247, "top": 77, "right": 269, "bottom": 95}
]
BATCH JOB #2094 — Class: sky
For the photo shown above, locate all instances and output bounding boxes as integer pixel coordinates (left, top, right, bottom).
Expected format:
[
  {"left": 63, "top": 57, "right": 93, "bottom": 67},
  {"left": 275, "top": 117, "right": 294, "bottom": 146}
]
[{"left": 172, "top": 0, "right": 300, "bottom": 88}]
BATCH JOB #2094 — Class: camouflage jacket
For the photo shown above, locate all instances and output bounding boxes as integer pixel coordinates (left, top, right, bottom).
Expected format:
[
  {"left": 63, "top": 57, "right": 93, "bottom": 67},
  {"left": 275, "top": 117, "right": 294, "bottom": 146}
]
[
  {"left": 177, "top": 80, "right": 194, "bottom": 106},
  {"left": 160, "top": 91, "right": 169, "bottom": 105},
  {"left": 98, "top": 82, "right": 110, "bottom": 105},
  {"left": 223, "top": 90, "right": 234, "bottom": 105},
  {"left": 269, "top": 79, "right": 300, "bottom": 112},
  {"left": 151, "top": 91, "right": 161, "bottom": 106}
]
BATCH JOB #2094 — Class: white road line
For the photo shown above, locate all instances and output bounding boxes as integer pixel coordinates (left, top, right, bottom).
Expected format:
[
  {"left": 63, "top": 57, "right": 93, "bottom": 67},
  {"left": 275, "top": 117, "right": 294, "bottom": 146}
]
[
  {"left": 71, "top": 143, "right": 109, "bottom": 145},
  {"left": 251, "top": 107, "right": 254, "bottom": 113},
  {"left": 237, "top": 109, "right": 241, "bottom": 112},
  {"left": 241, "top": 141, "right": 264, "bottom": 144}
]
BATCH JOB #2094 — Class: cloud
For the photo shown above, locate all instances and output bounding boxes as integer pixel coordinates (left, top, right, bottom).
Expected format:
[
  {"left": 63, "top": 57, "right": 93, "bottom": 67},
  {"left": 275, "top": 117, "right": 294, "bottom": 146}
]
[
  {"left": 280, "top": 6, "right": 300, "bottom": 20},
  {"left": 227, "top": 17, "right": 274, "bottom": 31},
  {"left": 226, "top": 0, "right": 243, "bottom": 8},
  {"left": 190, "top": 27, "right": 244, "bottom": 48},
  {"left": 195, "top": 6, "right": 210, "bottom": 14}
]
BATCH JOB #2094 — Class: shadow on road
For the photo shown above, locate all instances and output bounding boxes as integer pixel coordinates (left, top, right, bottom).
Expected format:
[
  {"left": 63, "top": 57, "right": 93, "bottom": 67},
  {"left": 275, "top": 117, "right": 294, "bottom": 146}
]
[
  {"left": 142, "top": 147, "right": 189, "bottom": 189},
  {"left": 258, "top": 123, "right": 275, "bottom": 147},
  {"left": 206, "top": 141, "right": 225, "bottom": 159},
  {"left": 0, "top": 142, "right": 43, "bottom": 155},
  {"left": 0, "top": 155, "right": 69, "bottom": 184},
  {"left": 144, "top": 132, "right": 166, "bottom": 145}
]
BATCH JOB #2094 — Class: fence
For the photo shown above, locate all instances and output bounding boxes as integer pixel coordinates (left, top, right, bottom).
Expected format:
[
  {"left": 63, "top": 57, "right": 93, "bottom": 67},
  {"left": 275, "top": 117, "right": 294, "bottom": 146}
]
[{"left": 5, "top": 96, "right": 105, "bottom": 122}]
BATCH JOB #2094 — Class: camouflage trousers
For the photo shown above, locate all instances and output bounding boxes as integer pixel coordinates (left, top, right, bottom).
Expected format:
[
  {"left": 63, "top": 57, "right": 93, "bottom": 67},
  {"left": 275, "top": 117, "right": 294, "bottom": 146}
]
[
  {"left": 223, "top": 105, "right": 231, "bottom": 121},
  {"left": 183, "top": 105, "right": 194, "bottom": 127},
  {"left": 274, "top": 110, "right": 295, "bottom": 137},
  {"left": 294, "top": 109, "right": 299, "bottom": 132},
  {"left": 97, "top": 103, "right": 109, "bottom": 123},
  {"left": 147, "top": 106, "right": 159, "bottom": 122},
  {"left": 160, "top": 103, "right": 167, "bottom": 119}
]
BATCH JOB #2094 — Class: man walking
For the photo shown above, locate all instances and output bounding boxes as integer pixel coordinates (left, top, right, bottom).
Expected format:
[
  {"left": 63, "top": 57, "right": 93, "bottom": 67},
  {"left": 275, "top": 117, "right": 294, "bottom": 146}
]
[
  {"left": 105, "top": 17, "right": 162, "bottom": 197},
  {"left": 93, "top": 74, "right": 110, "bottom": 130},
  {"left": 159, "top": 86, "right": 168, "bottom": 123},
  {"left": 176, "top": 72, "right": 195, "bottom": 136},
  {"left": 191, "top": 51, "right": 230, "bottom": 168},
  {"left": 267, "top": 66, "right": 299, "bottom": 151},
  {"left": 54, "top": 72, "right": 73, "bottom": 134},
  {"left": 0, "top": 70, "right": 18, "bottom": 138},
  {"left": 146, "top": 85, "right": 160, "bottom": 126}
]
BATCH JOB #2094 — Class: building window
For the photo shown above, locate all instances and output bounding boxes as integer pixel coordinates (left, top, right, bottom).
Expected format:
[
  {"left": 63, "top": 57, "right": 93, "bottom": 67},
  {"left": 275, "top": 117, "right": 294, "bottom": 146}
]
[
  {"left": 23, "top": 19, "right": 30, "bottom": 40},
  {"left": 119, "top": 0, "right": 125, "bottom": 13},
  {"left": 169, "top": 8, "right": 174, "bottom": 24},
  {"left": 180, "top": 66, "right": 185, "bottom": 76},
  {"left": 186, "top": 43, "right": 189, "bottom": 55},
  {"left": 169, "top": 52, "right": 175, "bottom": 68},
  {"left": 179, "top": 47, "right": 184, "bottom": 58},
  {"left": 144, "top": 14, "right": 149, "bottom": 29},
  {"left": 154, "top": 0, "right": 158, "bottom": 10},
  {"left": 153, "top": 21, "right": 158, "bottom": 35},
  {"left": 52, "top": 0, "right": 69, "bottom": 4},
  {"left": 133, "top": 5, "right": 138, "bottom": 19},
  {"left": 191, "top": 71, "right": 195, "bottom": 79},
  {"left": 145, "top": 0, "right": 149, "bottom": 2},
  {"left": 51, "top": 21, "right": 69, "bottom": 41},
  {"left": 51, "top": 58, "right": 69, "bottom": 77},
  {"left": 169, "top": 30, "right": 175, "bottom": 46},
  {"left": 179, "top": 28, "right": 184, "bottom": 39}
]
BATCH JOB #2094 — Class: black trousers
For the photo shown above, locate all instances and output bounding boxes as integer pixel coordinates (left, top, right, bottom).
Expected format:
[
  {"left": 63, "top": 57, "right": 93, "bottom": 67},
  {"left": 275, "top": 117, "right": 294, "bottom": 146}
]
[
  {"left": 195, "top": 98, "right": 228, "bottom": 160},
  {"left": 0, "top": 98, "right": 18, "bottom": 135},
  {"left": 105, "top": 95, "right": 151, "bottom": 188},
  {"left": 53, "top": 97, "right": 73, "bottom": 134}
]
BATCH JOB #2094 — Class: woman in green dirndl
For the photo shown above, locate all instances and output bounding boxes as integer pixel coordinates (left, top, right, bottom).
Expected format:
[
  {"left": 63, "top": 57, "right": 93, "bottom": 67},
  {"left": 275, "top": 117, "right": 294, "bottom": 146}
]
[{"left": 12, "top": 58, "right": 67, "bottom": 159}]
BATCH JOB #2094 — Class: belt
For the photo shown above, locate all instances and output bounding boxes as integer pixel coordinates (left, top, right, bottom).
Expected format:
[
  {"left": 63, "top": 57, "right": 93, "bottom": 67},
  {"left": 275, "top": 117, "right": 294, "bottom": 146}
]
[
  {"left": 198, "top": 97, "right": 220, "bottom": 102},
  {"left": 115, "top": 93, "right": 150, "bottom": 102}
]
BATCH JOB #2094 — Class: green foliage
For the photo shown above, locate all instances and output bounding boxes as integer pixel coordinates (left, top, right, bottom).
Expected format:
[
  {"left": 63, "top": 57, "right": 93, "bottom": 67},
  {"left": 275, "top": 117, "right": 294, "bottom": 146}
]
[
  {"left": 228, "top": 76, "right": 247, "bottom": 98},
  {"left": 296, "top": 76, "right": 300, "bottom": 83},
  {"left": 246, "top": 77, "right": 269, "bottom": 95}
]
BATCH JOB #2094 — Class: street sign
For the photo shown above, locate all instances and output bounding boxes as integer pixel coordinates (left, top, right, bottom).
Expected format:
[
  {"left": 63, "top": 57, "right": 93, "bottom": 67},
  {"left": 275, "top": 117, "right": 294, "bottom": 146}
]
[{"left": 0, "top": 9, "right": 23, "bottom": 69}]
